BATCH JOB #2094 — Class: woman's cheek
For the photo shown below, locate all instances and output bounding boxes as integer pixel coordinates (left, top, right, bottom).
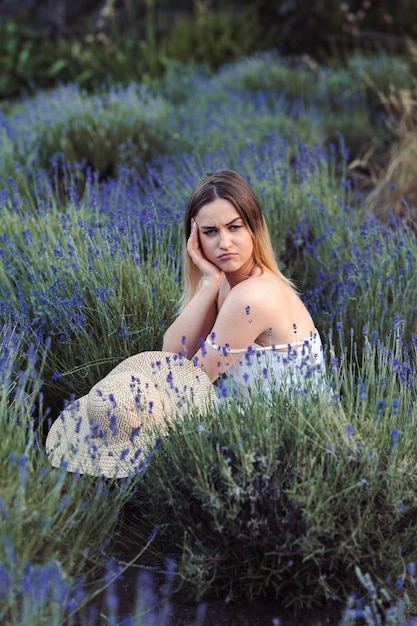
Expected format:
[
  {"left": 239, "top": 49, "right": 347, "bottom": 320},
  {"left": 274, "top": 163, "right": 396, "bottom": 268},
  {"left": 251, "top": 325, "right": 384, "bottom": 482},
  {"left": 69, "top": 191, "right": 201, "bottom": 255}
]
[{"left": 200, "top": 240, "right": 212, "bottom": 260}]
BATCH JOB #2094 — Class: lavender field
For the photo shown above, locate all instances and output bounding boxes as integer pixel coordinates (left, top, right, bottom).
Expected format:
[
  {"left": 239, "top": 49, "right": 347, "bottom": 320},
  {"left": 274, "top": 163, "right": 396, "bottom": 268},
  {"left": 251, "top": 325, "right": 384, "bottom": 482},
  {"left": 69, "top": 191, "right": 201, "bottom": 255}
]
[{"left": 1, "top": 51, "right": 417, "bottom": 625}]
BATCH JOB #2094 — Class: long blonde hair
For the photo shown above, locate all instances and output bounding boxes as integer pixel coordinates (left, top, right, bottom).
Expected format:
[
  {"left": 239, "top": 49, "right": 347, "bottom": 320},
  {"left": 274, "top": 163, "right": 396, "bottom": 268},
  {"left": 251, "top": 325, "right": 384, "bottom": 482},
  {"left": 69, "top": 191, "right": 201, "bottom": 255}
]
[{"left": 180, "top": 169, "right": 294, "bottom": 308}]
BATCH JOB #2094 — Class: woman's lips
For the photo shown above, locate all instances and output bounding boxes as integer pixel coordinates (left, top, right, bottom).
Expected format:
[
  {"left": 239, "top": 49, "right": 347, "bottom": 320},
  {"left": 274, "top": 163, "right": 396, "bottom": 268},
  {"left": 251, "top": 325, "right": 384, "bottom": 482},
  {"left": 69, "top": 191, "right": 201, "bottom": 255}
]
[{"left": 217, "top": 253, "right": 236, "bottom": 260}]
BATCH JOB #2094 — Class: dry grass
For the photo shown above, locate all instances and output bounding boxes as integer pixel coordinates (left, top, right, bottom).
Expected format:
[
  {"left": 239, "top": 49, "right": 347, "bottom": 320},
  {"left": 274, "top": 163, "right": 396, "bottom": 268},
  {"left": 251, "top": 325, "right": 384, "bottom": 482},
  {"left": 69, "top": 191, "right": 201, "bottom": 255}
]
[
  {"left": 350, "top": 75, "right": 417, "bottom": 221},
  {"left": 348, "top": 40, "right": 417, "bottom": 222},
  {"left": 365, "top": 130, "right": 417, "bottom": 221}
]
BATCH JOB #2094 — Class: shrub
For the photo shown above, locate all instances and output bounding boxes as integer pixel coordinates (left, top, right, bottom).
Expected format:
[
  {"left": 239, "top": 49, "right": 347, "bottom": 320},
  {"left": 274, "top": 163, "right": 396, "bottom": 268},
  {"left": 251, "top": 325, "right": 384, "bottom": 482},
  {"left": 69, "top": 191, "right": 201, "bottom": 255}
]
[
  {"left": 130, "top": 326, "right": 417, "bottom": 606},
  {"left": 211, "top": 52, "right": 389, "bottom": 158},
  {"left": 302, "top": 205, "right": 417, "bottom": 347},
  {"left": 347, "top": 52, "right": 412, "bottom": 102},
  {"left": 153, "top": 59, "right": 213, "bottom": 105},
  {"left": 215, "top": 52, "right": 317, "bottom": 100},
  {"left": 0, "top": 326, "right": 140, "bottom": 617},
  {"left": 4, "top": 83, "right": 170, "bottom": 180},
  {"left": 165, "top": 4, "right": 265, "bottom": 70},
  {"left": 320, "top": 108, "right": 383, "bottom": 160},
  {"left": 0, "top": 170, "right": 183, "bottom": 410}
]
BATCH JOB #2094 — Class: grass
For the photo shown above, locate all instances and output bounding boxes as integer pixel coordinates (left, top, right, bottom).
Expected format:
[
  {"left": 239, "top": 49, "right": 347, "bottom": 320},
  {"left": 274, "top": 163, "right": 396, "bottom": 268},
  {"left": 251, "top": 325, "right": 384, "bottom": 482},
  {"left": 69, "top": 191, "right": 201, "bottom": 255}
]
[
  {"left": 1, "top": 49, "right": 417, "bottom": 624},
  {"left": 130, "top": 326, "right": 417, "bottom": 607}
]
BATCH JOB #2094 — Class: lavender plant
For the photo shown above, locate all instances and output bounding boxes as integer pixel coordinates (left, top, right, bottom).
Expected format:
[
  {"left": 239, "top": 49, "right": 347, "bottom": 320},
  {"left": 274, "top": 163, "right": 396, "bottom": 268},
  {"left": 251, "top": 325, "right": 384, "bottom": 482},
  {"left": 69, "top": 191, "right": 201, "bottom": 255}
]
[
  {"left": 0, "top": 325, "right": 146, "bottom": 623},
  {"left": 0, "top": 168, "right": 183, "bottom": 409},
  {"left": 1, "top": 129, "right": 353, "bottom": 415},
  {"left": 0, "top": 53, "right": 374, "bottom": 189},
  {"left": 1, "top": 83, "right": 169, "bottom": 180},
  {"left": 303, "top": 209, "right": 417, "bottom": 348},
  {"left": 129, "top": 325, "right": 417, "bottom": 607},
  {"left": 1, "top": 48, "right": 417, "bottom": 622},
  {"left": 340, "top": 565, "right": 417, "bottom": 626}
]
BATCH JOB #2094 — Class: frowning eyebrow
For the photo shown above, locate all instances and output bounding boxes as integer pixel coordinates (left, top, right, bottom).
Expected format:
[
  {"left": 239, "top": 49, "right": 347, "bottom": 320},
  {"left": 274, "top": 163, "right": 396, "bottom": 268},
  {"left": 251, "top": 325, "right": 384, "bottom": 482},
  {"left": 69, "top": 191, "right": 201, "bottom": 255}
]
[{"left": 199, "top": 217, "right": 243, "bottom": 230}]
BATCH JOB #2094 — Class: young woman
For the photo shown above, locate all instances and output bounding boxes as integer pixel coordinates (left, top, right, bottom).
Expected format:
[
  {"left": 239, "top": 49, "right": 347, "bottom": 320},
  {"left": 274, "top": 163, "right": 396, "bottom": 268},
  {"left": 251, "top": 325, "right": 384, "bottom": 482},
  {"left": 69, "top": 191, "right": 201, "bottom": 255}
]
[
  {"left": 163, "top": 169, "right": 324, "bottom": 398},
  {"left": 46, "top": 169, "right": 324, "bottom": 477}
]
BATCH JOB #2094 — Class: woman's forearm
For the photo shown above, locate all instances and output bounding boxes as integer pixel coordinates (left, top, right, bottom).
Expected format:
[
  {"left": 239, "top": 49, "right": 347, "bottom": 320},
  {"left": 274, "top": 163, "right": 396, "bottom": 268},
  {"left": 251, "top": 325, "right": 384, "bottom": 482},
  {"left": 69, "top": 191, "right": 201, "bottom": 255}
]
[{"left": 162, "top": 280, "right": 219, "bottom": 357}]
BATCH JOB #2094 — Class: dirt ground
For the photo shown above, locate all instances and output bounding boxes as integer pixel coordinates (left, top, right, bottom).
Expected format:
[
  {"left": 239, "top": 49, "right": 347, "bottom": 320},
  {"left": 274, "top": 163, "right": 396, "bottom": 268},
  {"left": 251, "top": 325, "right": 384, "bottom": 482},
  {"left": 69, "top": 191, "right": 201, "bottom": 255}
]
[
  {"left": 175, "top": 600, "right": 341, "bottom": 626},
  {"left": 170, "top": 598, "right": 342, "bottom": 626},
  {"left": 89, "top": 559, "right": 343, "bottom": 626},
  {"left": 87, "top": 504, "right": 343, "bottom": 626}
]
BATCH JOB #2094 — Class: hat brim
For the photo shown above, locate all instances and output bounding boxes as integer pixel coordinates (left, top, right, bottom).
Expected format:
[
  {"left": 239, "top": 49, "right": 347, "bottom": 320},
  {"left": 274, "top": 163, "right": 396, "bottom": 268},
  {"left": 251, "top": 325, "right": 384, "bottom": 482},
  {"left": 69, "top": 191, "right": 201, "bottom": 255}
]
[
  {"left": 46, "top": 351, "right": 216, "bottom": 478},
  {"left": 46, "top": 395, "right": 157, "bottom": 478}
]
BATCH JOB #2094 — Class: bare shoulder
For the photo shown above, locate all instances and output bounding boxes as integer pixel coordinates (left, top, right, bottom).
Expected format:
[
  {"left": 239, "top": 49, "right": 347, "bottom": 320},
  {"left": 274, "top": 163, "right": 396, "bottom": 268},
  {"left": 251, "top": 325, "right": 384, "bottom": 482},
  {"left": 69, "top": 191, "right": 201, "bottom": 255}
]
[
  {"left": 230, "top": 272, "right": 292, "bottom": 304},
  {"left": 216, "top": 271, "right": 315, "bottom": 346}
]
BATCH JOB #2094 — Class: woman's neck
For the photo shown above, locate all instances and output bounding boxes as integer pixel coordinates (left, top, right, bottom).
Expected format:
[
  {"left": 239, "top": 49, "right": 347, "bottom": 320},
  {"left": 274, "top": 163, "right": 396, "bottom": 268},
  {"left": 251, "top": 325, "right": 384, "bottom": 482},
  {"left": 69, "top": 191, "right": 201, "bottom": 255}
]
[{"left": 225, "top": 261, "right": 260, "bottom": 288}]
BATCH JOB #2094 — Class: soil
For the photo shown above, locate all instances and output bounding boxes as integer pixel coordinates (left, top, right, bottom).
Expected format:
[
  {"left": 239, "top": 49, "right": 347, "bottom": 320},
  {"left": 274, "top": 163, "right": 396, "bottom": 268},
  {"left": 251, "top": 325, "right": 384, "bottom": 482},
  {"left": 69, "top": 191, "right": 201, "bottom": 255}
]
[
  {"left": 89, "top": 561, "right": 343, "bottom": 626},
  {"left": 86, "top": 532, "right": 342, "bottom": 626},
  {"left": 86, "top": 505, "right": 344, "bottom": 626},
  {"left": 172, "top": 599, "right": 342, "bottom": 626}
]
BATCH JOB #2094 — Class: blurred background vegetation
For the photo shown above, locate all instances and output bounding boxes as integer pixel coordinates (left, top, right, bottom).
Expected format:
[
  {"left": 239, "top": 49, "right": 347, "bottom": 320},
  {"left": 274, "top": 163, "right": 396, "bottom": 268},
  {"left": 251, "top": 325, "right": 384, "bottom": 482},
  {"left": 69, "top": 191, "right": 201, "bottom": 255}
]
[
  {"left": 2, "top": 0, "right": 417, "bottom": 221},
  {"left": 1, "top": 0, "right": 417, "bottom": 100}
]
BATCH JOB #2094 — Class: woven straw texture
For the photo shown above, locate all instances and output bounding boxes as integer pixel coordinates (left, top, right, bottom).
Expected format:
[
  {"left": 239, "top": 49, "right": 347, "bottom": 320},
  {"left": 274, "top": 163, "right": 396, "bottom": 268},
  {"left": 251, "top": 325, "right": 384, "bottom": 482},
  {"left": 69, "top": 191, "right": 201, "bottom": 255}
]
[{"left": 46, "top": 352, "right": 216, "bottom": 478}]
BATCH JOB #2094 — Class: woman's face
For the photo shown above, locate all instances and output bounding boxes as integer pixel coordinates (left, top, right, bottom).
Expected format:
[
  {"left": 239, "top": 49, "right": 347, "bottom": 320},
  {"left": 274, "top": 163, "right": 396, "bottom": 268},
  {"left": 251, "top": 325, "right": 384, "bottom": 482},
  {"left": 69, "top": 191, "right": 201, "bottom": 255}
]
[{"left": 194, "top": 198, "right": 254, "bottom": 275}]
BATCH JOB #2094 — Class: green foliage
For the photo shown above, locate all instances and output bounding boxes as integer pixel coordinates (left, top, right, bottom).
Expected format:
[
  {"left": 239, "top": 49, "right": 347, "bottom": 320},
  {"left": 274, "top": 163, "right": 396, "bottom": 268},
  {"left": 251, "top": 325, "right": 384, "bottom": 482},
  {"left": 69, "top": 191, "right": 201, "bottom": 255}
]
[
  {"left": 0, "top": 20, "right": 40, "bottom": 99},
  {"left": 225, "top": 0, "right": 417, "bottom": 55},
  {"left": 4, "top": 84, "right": 169, "bottom": 179},
  {"left": 347, "top": 52, "right": 412, "bottom": 96},
  {"left": 0, "top": 183, "right": 182, "bottom": 409},
  {"left": 0, "top": 9, "right": 168, "bottom": 100},
  {"left": 0, "top": 327, "right": 135, "bottom": 590},
  {"left": 165, "top": 3, "right": 265, "bottom": 69},
  {"left": 214, "top": 53, "right": 317, "bottom": 99},
  {"left": 132, "top": 331, "right": 417, "bottom": 605},
  {"left": 2, "top": 0, "right": 417, "bottom": 102}
]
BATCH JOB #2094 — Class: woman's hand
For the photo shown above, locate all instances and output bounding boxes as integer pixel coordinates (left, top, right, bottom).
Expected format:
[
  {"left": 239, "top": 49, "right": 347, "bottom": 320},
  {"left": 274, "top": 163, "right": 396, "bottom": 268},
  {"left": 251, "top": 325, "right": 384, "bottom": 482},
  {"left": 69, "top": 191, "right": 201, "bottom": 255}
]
[
  {"left": 162, "top": 220, "right": 222, "bottom": 356},
  {"left": 187, "top": 219, "right": 223, "bottom": 285}
]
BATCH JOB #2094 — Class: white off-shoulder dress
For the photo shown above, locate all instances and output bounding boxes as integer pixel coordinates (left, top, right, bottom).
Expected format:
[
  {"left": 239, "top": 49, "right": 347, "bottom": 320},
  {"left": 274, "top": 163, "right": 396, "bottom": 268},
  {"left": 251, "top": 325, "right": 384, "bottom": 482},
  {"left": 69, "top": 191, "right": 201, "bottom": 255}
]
[{"left": 205, "top": 332, "right": 324, "bottom": 399}]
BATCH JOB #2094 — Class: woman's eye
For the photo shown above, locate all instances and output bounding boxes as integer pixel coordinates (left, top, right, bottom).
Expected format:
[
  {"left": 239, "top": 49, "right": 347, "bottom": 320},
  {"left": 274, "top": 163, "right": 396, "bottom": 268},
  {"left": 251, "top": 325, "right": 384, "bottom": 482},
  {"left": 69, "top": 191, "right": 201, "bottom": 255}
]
[
  {"left": 203, "top": 229, "right": 216, "bottom": 236},
  {"left": 229, "top": 225, "right": 241, "bottom": 231}
]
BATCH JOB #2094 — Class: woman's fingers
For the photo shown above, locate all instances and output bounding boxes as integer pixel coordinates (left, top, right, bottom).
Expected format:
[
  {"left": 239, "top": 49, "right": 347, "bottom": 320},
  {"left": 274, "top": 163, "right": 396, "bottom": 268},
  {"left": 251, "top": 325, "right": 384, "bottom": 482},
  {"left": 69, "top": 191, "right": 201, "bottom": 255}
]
[
  {"left": 187, "top": 223, "right": 200, "bottom": 258},
  {"left": 187, "top": 220, "right": 222, "bottom": 279}
]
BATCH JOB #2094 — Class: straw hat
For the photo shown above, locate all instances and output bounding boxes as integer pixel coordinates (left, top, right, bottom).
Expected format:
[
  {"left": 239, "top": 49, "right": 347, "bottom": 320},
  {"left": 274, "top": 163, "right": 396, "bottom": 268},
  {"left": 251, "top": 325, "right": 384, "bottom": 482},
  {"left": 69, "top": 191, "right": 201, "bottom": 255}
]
[{"left": 46, "top": 351, "right": 216, "bottom": 478}]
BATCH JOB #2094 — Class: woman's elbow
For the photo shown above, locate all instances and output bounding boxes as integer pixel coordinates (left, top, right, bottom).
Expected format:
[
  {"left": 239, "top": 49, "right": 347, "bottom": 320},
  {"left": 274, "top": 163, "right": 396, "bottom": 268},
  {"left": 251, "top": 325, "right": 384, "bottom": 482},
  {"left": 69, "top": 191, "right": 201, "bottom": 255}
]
[{"left": 192, "top": 352, "right": 222, "bottom": 383}]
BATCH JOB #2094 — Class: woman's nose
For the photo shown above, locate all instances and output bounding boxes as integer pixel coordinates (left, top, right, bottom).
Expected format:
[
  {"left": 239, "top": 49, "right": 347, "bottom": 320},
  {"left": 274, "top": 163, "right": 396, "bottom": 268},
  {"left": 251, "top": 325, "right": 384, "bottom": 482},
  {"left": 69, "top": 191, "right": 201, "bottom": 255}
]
[{"left": 219, "top": 230, "right": 231, "bottom": 248}]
